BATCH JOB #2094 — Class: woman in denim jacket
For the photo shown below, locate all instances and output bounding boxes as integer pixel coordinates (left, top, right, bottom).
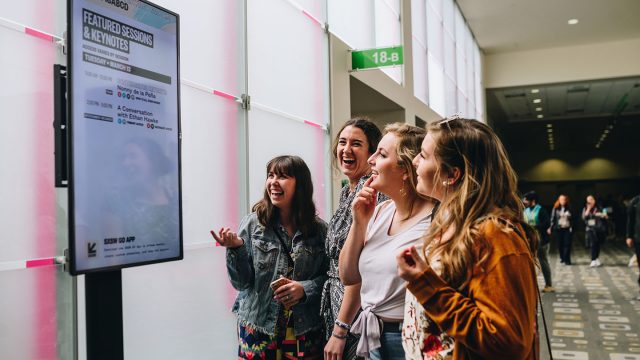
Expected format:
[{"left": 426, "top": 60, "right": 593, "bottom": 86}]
[{"left": 212, "top": 155, "right": 328, "bottom": 359}]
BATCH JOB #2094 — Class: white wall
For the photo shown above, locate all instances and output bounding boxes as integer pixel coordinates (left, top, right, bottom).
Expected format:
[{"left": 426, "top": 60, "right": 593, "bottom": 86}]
[
  {"left": 485, "top": 38, "right": 640, "bottom": 88},
  {"left": 0, "top": 0, "right": 331, "bottom": 359}
]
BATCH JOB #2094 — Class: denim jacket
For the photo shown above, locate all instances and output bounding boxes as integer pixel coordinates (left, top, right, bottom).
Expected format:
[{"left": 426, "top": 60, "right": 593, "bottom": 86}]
[{"left": 227, "top": 212, "right": 328, "bottom": 336}]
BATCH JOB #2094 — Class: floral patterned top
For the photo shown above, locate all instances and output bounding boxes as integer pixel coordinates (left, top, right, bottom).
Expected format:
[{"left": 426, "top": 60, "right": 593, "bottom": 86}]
[
  {"left": 320, "top": 175, "right": 387, "bottom": 358},
  {"left": 402, "top": 242, "right": 455, "bottom": 360}
]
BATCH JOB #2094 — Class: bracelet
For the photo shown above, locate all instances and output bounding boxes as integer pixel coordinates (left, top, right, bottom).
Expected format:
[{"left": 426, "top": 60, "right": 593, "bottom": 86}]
[
  {"left": 334, "top": 319, "right": 351, "bottom": 331},
  {"left": 332, "top": 332, "right": 348, "bottom": 340}
]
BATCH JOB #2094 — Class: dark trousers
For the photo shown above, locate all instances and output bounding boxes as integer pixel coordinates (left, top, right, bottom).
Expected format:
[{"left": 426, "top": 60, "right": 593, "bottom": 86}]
[
  {"left": 634, "top": 240, "right": 640, "bottom": 286},
  {"left": 555, "top": 228, "right": 572, "bottom": 264},
  {"left": 587, "top": 230, "right": 605, "bottom": 260},
  {"left": 537, "top": 243, "right": 552, "bottom": 287}
]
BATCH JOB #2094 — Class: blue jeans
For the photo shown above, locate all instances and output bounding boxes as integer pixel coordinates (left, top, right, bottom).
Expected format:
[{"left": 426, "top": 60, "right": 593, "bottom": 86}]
[{"left": 368, "top": 332, "right": 404, "bottom": 360}]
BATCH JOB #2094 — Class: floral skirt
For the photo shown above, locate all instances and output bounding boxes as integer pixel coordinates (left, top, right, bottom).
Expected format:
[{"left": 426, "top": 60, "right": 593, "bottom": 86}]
[{"left": 238, "top": 309, "right": 324, "bottom": 359}]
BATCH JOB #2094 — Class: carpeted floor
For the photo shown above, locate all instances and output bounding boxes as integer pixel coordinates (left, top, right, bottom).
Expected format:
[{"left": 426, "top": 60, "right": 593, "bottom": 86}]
[{"left": 537, "top": 240, "right": 640, "bottom": 360}]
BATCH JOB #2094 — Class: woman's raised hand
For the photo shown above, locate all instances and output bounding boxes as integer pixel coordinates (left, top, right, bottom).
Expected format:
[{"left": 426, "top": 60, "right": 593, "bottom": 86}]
[
  {"left": 210, "top": 227, "right": 244, "bottom": 248},
  {"left": 351, "top": 176, "right": 378, "bottom": 225}
]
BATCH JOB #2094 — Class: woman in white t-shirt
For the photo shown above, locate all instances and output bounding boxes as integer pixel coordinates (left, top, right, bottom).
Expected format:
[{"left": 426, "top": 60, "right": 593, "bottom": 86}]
[{"left": 339, "top": 123, "right": 437, "bottom": 360}]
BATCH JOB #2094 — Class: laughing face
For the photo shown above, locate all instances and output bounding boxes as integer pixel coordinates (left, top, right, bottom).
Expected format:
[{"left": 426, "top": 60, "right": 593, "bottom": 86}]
[
  {"left": 367, "top": 133, "right": 406, "bottom": 193},
  {"left": 336, "top": 125, "right": 372, "bottom": 184},
  {"left": 265, "top": 169, "right": 296, "bottom": 211}
]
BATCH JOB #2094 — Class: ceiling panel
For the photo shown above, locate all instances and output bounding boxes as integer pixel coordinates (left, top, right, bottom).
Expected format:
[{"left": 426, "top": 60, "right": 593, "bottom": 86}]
[
  {"left": 457, "top": 0, "right": 640, "bottom": 53},
  {"left": 583, "top": 82, "right": 612, "bottom": 114},
  {"left": 488, "top": 77, "right": 640, "bottom": 154}
]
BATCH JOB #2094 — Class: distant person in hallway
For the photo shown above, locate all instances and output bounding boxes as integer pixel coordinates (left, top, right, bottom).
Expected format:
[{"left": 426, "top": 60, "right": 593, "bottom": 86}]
[
  {"left": 625, "top": 194, "right": 640, "bottom": 300},
  {"left": 523, "top": 191, "right": 554, "bottom": 292},
  {"left": 321, "top": 117, "right": 386, "bottom": 360},
  {"left": 397, "top": 118, "right": 539, "bottom": 359},
  {"left": 212, "top": 155, "right": 328, "bottom": 359},
  {"left": 582, "top": 194, "right": 608, "bottom": 267},
  {"left": 548, "top": 194, "right": 574, "bottom": 265}
]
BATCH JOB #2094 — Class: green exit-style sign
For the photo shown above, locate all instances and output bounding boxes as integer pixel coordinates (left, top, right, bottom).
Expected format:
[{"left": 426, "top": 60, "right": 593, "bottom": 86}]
[{"left": 351, "top": 46, "right": 404, "bottom": 70}]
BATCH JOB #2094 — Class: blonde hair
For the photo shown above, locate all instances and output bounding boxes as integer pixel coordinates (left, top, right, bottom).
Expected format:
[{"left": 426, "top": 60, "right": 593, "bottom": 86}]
[
  {"left": 383, "top": 122, "right": 429, "bottom": 218},
  {"left": 424, "top": 118, "right": 538, "bottom": 290}
]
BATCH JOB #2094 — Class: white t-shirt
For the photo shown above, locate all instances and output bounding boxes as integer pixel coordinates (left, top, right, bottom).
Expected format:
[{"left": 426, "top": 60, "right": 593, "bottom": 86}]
[
  {"left": 352, "top": 200, "right": 433, "bottom": 357},
  {"left": 359, "top": 200, "right": 431, "bottom": 319}
]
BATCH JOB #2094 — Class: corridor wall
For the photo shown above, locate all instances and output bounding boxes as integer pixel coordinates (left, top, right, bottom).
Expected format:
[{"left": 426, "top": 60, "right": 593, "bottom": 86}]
[{"left": 0, "top": 0, "right": 330, "bottom": 359}]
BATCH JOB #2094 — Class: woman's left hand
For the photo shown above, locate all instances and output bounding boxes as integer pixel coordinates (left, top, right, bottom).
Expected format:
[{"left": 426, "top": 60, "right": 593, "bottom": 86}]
[
  {"left": 274, "top": 280, "right": 305, "bottom": 308},
  {"left": 396, "top": 245, "right": 429, "bottom": 282}
]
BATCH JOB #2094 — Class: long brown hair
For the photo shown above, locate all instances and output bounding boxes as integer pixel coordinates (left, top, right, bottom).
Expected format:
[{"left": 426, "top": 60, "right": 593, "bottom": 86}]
[
  {"left": 252, "top": 156, "right": 319, "bottom": 236},
  {"left": 424, "top": 118, "right": 539, "bottom": 290}
]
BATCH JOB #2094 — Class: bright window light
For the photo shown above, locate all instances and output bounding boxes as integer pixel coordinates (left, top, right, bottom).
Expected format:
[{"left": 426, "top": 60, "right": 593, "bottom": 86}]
[{"left": 568, "top": 19, "right": 579, "bottom": 25}]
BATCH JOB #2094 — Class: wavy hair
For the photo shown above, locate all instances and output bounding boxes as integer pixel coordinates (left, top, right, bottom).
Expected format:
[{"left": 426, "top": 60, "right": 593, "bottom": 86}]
[
  {"left": 423, "top": 118, "right": 539, "bottom": 290},
  {"left": 252, "top": 155, "right": 319, "bottom": 237},
  {"left": 383, "top": 122, "right": 429, "bottom": 219},
  {"left": 553, "top": 194, "right": 570, "bottom": 209}
]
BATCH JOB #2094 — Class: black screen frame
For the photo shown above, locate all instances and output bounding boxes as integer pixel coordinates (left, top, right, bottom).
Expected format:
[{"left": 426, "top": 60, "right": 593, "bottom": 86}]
[{"left": 67, "top": 0, "right": 183, "bottom": 275}]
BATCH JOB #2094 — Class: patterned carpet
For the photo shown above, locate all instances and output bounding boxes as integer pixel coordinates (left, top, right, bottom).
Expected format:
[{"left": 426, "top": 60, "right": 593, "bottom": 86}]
[{"left": 537, "top": 240, "right": 640, "bottom": 360}]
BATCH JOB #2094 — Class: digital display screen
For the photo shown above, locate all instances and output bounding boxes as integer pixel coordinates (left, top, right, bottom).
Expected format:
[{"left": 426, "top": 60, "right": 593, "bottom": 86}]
[{"left": 68, "top": 0, "right": 182, "bottom": 274}]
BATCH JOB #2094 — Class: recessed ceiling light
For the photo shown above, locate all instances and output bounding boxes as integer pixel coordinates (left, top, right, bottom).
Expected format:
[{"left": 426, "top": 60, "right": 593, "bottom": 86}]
[
  {"left": 536, "top": 107, "right": 543, "bottom": 112},
  {"left": 547, "top": 129, "right": 553, "bottom": 133},
  {"left": 537, "top": 114, "right": 544, "bottom": 119},
  {"left": 568, "top": 19, "right": 579, "bottom": 25},
  {"left": 608, "top": 125, "right": 613, "bottom": 129},
  {"left": 531, "top": 89, "right": 540, "bottom": 94},
  {"left": 546, "top": 124, "right": 552, "bottom": 128},
  {"left": 533, "top": 99, "right": 542, "bottom": 104},
  {"left": 604, "top": 129, "right": 610, "bottom": 134}
]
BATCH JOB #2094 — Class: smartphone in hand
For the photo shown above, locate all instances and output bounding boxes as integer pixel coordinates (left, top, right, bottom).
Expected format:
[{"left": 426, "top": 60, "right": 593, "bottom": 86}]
[{"left": 270, "top": 276, "right": 290, "bottom": 291}]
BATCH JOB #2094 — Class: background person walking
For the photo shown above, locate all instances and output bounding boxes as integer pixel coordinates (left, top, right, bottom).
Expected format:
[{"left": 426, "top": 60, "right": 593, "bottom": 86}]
[
  {"left": 626, "top": 194, "right": 640, "bottom": 300},
  {"left": 549, "top": 194, "right": 574, "bottom": 265},
  {"left": 583, "top": 195, "right": 608, "bottom": 267},
  {"left": 524, "top": 191, "right": 553, "bottom": 292}
]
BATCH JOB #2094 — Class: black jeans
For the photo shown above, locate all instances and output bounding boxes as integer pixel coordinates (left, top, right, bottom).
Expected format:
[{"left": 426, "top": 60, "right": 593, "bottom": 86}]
[
  {"left": 634, "top": 240, "right": 640, "bottom": 286},
  {"left": 587, "top": 230, "right": 605, "bottom": 260},
  {"left": 554, "top": 228, "right": 572, "bottom": 264}
]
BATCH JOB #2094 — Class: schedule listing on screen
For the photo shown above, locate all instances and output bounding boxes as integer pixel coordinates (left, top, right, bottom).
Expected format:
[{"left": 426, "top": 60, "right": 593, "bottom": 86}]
[{"left": 69, "top": 0, "right": 182, "bottom": 274}]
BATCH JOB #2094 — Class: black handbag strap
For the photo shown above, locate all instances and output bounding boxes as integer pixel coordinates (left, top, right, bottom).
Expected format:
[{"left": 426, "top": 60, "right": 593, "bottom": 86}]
[
  {"left": 536, "top": 282, "right": 553, "bottom": 360},
  {"left": 273, "top": 227, "right": 295, "bottom": 278}
]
